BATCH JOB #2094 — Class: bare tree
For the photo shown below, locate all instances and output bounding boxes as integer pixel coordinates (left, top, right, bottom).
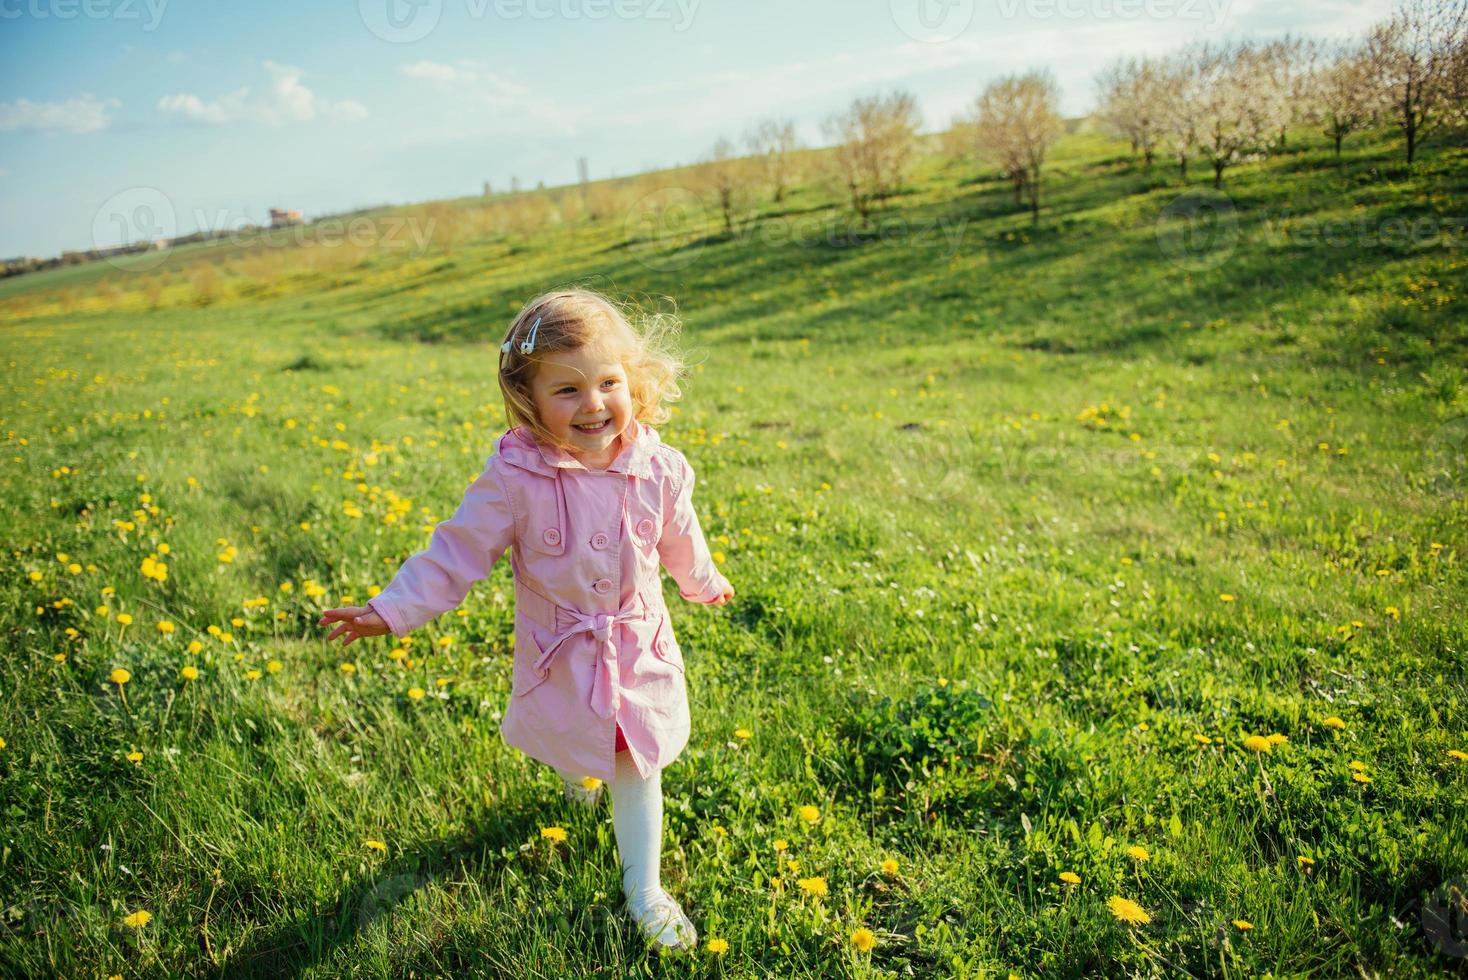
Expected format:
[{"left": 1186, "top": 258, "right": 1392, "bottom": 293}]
[
  {"left": 1364, "top": 0, "right": 1467, "bottom": 164},
  {"left": 1190, "top": 40, "right": 1290, "bottom": 188},
  {"left": 971, "top": 69, "right": 1065, "bottom": 224},
  {"left": 743, "top": 118, "right": 801, "bottom": 204},
  {"left": 1317, "top": 40, "right": 1383, "bottom": 157},
  {"left": 1259, "top": 34, "right": 1322, "bottom": 148},
  {"left": 697, "top": 138, "right": 749, "bottom": 235},
  {"left": 821, "top": 89, "right": 923, "bottom": 221},
  {"left": 1094, "top": 56, "right": 1167, "bottom": 167}
]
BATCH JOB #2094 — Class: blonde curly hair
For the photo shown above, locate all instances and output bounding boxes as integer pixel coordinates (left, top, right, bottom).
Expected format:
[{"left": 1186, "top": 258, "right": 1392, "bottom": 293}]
[{"left": 497, "top": 287, "right": 688, "bottom": 451}]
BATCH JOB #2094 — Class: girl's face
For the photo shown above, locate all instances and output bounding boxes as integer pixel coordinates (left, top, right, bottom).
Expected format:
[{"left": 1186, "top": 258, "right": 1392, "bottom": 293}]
[{"left": 529, "top": 343, "right": 634, "bottom": 468}]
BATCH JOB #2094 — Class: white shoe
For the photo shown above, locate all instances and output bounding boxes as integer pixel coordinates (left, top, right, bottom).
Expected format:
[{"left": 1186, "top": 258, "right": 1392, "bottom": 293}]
[
  {"left": 626, "top": 887, "right": 697, "bottom": 951},
  {"left": 562, "top": 775, "right": 604, "bottom": 809}
]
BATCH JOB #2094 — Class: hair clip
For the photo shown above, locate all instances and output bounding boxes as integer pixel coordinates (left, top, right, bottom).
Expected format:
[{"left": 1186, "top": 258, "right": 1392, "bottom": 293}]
[{"left": 501, "top": 314, "right": 542, "bottom": 357}]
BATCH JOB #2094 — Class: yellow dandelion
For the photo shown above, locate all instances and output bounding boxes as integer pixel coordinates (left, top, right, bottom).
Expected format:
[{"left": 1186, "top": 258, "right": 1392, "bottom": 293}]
[
  {"left": 1448, "top": 750, "right": 1468, "bottom": 762},
  {"left": 127, "top": 750, "right": 143, "bottom": 763},
  {"left": 1242, "top": 735, "right": 1272, "bottom": 753},
  {"left": 245, "top": 669, "right": 262, "bottom": 681},
  {"left": 266, "top": 660, "right": 282, "bottom": 674},
  {"left": 407, "top": 687, "right": 425, "bottom": 700},
  {"left": 116, "top": 613, "right": 133, "bottom": 626},
  {"left": 798, "top": 805, "right": 821, "bottom": 824},
  {"left": 1106, "top": 895, "right": 1151, "bottom": 926},
  {"left": 187, "top": 640, "right": 203, "bottom": 654},
  {"left": 340, "top": 662, "right": 357, "bottom": 674},
  {"left": 1218, "top": 593, "right": 1235, "bottom": 603},
  {"left": 365, "top": 839, "right": 387, "bottom": 852},
  {"left": 109, "top": 668, "right": 131, "bottom": 685},
  {"left": 1193, "top": 734, "right": 1212, "bottom": 745},
  {"left": 1323, "top": 716, "right": 1345, "bottom": 730},
  {"left": 1127, "top": 846, "right": 1150, "bottom": 862},
  {"left": 580, "top": 776, "right": 603, "bottom": 791},
  {"left": 54, "top": 653, "right": 67, "bottom": 663},
  {"left": 1266, "top": 733, "right": 1288, "bottom": 746},
  {"left": 706, "top": 937, "right": 729, "bottom": 954},
  {"left": 156, "top": 620, "right": 175, "bottom": 634},
  {"left": 180, "top": 665, "right": 199, "bottom": 681},
  {"left": 1351, "top": 771, "right": 1371, "bottom": 784},
  {"left": 1233, "top": 919, "right": 1253, "bottom": 931},
  {"left": 0, "top": 737, "right": 6, "bottom": 750},
  {"left": 733, "top": 728, "right": 752, "bottom": 740},
  {"left": 1348, "top": 760, "right": 1367, "bottom": 771},
  {"left": 540, "top": 826, "right": 568, "bottom": 843},
  {"left": 880, "top": 858, "right": 900, "bottom": 875},
  {"left": 797, "top": 876, "right": 828, "bottom": 897},
  {"left": 850, "top": 927, "right": 877, "bottom": 952},
  {"left": 1297, "top": 855, "right": 1315, "bottom": 867},
  {"left": 1385, "top": 606, "right": 1400, "bottom": 621},
  {"left": 122, "top": 909, "right": 152, "bottom": 928},
  {"left": 773, "top": 839, "right": 789, "bottom": 852},
  {"left": 1059, "top": 871, "right": 1081, "bottom": 884}
]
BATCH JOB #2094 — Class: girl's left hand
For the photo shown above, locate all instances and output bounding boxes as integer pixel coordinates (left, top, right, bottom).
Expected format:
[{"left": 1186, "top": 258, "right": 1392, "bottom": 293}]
[{"left": 709, "top": 584, "right": 735, "bottom": 606}]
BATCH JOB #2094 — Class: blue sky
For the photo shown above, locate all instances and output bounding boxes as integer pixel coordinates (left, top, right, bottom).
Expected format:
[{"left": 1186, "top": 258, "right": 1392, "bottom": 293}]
[{"left": 0, "top": 0, "right": 1392, "bottom": 258}]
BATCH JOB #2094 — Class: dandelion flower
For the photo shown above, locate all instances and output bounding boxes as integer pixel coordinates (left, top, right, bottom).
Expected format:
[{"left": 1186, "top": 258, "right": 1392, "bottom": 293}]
[
  {"left": 110, "top": 668, "right": 131, "bottom": 685},
  {"left": 1323, "top": 716, "right": 1345, "bottom": 729},
  {"left": 1106, "top": 895, "right": 1151, "bottom": 926},
  {"left": 706, "top": 937, "right": 729, "bottom": 954},
  {"left": 407, "top": 687, "right": 425, "bottom": 701},
  {"left": 1449, "top": 750, "right": 1468, "bottom": 762},
  {"left": 733, "top": 728, "right": 752, "bottom": 740},
  {"left": 116, "top": 613, "right": 133, "bottom": 626},
  {"left": 580, "top": 776, "right": 603, "bottom": 791},
  {"left": 365, "top": 839, "right": 387, "bottom": 852},
  {"left": 1218, "top": 593, "right": 1235, "bottom": 603},
  {"left": 797, "top": 876, "right": 828, "bottom": 897},
  {"left": 1193, "top": 734, "right": 1212, "bottom": 745},
  {"left": 180, "top": 665, "right": 199, "bottom": 681},
  {"left": 122, "top": 909, "right": 152, "bottom": 928},
  {"left": 1266, "top": 733, "right": 1288, "bottom": 746},
  {"left": 156, "top": 620, "right": 174, "bottom": 634},
  {"left": 1348, "top": 760, "right": 1367, "bottom": 771},
  {"left": 850, "top": 927, "right": 876, "bottom": 952},
  {"left": 540, "top": 826, "right": 567, "bottom": 843},
  {"left": 1242, "top": 735, "right": 1272, "bottom": 753},
  {"left": 1059, "top": 871, "right": 1081, "bottom": 884},
  {"left": 1127, "top": 846, "right": 1150, "bottom": 862},
  {"left": 773, "top": 839, "right": 789, "bottom": 852},
  {"left": 1297, "top": 855, "right": 1315, "bottom": 868},
  {"left": 127, "top": 750, "right": 143, "bottom": 763},
  {"left": 340, "top": 662, "right": 357, "bottom": 674},
  {"left": 244, "top": 669, "right": 262, "bottom": 681},
  {"left": 1233, "top": 919, "right": 1253, "bottom": 931},
  {"left": 880, "top": 858, "right": 900, "bottom": 875},
  {"left": 798, "top": 805, "right": 820, "bottom": 824},
  {"left": 1351, "top": 771, "right": 1371, "bottom": 784},
  {"left": 0, "top": 737, "right": 6, "bottom": 750}
]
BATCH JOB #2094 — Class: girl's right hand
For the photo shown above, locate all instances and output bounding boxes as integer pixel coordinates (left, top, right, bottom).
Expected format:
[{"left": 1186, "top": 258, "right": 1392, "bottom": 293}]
[{"left": 318, "top": 605, "right": 391, "bottom": 646}]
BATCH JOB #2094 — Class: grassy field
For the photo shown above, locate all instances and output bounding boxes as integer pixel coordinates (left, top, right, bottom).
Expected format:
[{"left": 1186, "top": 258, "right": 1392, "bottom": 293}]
[{"left": 1, "top": 123, "right": 1465, "bottom": 978}]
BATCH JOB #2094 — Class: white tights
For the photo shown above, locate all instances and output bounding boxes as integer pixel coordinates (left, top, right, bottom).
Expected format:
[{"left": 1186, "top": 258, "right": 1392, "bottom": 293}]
[
  {"left": 556, "top": 750, "right": 664, "bottom": 908},
  {"left": 609, "top": 750, "right": 664, "bottom": 908}
]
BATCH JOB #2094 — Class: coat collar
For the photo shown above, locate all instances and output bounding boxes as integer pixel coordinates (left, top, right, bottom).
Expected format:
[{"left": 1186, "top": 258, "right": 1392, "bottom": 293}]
[{"left": 495, "top": 418, "right": 659, "bottom": 479}]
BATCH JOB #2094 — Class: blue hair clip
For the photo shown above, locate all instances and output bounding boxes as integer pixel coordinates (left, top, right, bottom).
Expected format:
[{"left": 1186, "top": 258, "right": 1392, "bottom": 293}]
[{"left": 502, "top": 314, "right": 542, "bottom": 356}]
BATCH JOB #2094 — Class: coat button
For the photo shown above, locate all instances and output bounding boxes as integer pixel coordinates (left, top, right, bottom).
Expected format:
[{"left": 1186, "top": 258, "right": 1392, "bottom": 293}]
[
  {"left": 636, "top": 518, "right": 655, "bottom": 540},
  {"left": 593, "top": 578, "right": 612, "bottom": 594},
  {"left": 591, "top": 531, "right": 609, "bottom": 550},
  {"left": 542, "top": 527, "right": 560, "bottom": 547}
]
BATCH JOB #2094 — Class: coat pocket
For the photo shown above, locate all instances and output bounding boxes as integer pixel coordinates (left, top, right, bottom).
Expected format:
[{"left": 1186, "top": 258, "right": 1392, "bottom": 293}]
[
  {"left": 511, "top": 623, "right": 555, "bottom": 697},
  {"left": 650, "top": 615, "right": 685, "bottom": 674}
]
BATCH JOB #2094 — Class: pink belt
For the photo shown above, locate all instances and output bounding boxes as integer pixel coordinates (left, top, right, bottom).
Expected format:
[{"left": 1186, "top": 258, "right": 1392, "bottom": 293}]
[{"left": 515, "top": 578, "right": 661, "bottom": 719}]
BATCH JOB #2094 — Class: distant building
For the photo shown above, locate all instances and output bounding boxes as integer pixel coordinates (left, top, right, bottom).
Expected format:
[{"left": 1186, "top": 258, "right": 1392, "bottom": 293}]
[{"left": 270, "top": 208, "right": 303, "bottom": 227}]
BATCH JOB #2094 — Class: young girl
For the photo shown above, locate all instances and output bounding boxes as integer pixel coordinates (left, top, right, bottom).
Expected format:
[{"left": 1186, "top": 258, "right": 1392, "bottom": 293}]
[{"left": 318, "top": 288, "right": 734, "bottom": 952}]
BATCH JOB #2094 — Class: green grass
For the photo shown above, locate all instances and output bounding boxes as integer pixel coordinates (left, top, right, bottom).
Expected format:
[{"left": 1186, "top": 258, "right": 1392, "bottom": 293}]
[{"left": 1, "top": 123, "right": 1465, "bottom": 977}]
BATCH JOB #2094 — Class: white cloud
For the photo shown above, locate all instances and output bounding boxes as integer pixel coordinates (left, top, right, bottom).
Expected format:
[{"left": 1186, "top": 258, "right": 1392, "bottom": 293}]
[
  {"left": 0, "top": 94, "right": 119, "bottom": 134},
  {"left": 398, "top": 59, "right": 582, "bottom": 136},
  {"left": 158, "top": 61, "right": 368, "bottom": 126}
]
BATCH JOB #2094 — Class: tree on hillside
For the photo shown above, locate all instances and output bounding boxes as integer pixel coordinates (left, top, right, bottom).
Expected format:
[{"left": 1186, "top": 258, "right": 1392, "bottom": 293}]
[
  {"left": 1190, "top": 40, "right": 1290, "bottom": 188},
  {"left": 1159, "top": 52, "right": 1203, "bottom": 180},
  {"left": 743, "top": 117, "right": 801, "bottom": 204},
  {"left": 1258, "top": 35, "right": 1322, "bottom": 149},
  {"left": 696, "top": 138, "right": 750, "bottom": 235},
  {"left": 971, "top": 69, "right": 1065, "bottom": 224},
  {"left": 1094, "top": 56, "right": 1167, "bottom": 167},
  {"left": 1364, "top": 0, "right": 1467, "bottom": 164},
  {"left": 822, "top": 89, "right": 923, "bottom": 222},
  {"left": 1317, "top": 40, "right": 1384, "bottom": 157}
]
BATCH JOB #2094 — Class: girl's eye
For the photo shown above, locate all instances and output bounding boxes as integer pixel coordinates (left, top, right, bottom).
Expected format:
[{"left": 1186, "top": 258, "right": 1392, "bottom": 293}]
[{"left": 602, "top": 379, "right": 618, "bottom": 389}]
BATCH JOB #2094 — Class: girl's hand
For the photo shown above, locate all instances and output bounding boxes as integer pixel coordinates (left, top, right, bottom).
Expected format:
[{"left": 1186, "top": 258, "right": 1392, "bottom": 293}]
[
  {"left": 318, "top": 605, "right": 390, "bottom": 646},
  {"left": 709, "top": 584, "right": 735, "bottom": 606}
]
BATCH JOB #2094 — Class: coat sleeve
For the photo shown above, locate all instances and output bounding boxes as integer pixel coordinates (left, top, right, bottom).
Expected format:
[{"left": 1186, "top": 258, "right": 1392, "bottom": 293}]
[
  {"left": 656, "top": 453, "right": 732, "bottom": 604},
  {"left": 367, "top": 457, "right": 514, "bottom": 638}
]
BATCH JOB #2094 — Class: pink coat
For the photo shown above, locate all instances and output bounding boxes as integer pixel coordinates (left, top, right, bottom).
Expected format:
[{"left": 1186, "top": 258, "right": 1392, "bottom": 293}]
[{"left": 366, "top": 418, "right": 732, "bottom": 783}]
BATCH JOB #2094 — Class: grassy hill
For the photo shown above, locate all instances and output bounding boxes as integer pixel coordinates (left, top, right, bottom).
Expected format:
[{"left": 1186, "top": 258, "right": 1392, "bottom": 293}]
[{"left": 0, "top": 125, "right": 1465, "bottom": 977}]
